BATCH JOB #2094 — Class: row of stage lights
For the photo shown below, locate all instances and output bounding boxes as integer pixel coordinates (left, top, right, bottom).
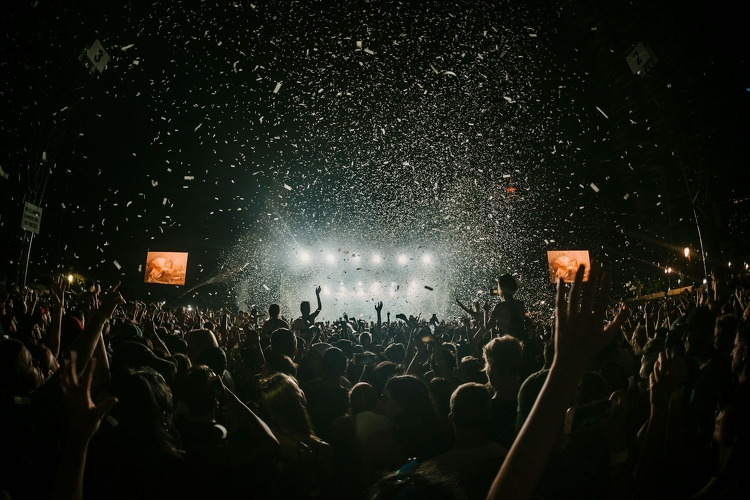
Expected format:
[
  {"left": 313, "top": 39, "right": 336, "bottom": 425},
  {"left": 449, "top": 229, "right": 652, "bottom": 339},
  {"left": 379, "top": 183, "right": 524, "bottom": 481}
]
[
  {"left": 297, "top": 251, "right": 432, "bottom": 265},
  {"left": 318, "top": 280, "right": 427, "bottom": 296}
]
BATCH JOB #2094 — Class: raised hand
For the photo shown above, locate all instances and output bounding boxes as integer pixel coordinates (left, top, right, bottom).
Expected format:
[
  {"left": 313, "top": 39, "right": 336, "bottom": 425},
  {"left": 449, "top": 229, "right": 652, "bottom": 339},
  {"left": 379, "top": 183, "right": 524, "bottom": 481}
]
[
  {"left": 98, "top": 282, "right": 126, "bottom": 319},
  {"left": 60, "top": 351, "right": 118, "bottom": 441},
  {"left": 315, "top": 285, "right": 322, "bottom": 296},
  {"left": 375, "top": 301, "right": 383, "bottom": 314},
  {"left": 554, "top": 264, "right": 628, "bottom": 373},
  {"left": 50, "top": 277, "right": 66, "bottom": 309}
]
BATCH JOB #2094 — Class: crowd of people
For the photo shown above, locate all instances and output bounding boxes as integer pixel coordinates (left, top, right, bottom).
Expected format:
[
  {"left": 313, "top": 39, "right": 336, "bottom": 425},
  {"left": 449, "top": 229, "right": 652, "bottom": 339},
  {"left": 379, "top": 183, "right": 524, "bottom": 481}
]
[{"left": 1, "top": 264, "right": 749, "bottom": 499}]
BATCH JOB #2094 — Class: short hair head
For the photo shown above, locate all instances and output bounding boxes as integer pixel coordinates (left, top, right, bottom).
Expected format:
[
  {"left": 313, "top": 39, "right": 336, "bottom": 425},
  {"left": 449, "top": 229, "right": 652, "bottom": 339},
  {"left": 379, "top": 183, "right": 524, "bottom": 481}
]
[{"left": 450, "top": 383, "right": 492, "bottom": 431}]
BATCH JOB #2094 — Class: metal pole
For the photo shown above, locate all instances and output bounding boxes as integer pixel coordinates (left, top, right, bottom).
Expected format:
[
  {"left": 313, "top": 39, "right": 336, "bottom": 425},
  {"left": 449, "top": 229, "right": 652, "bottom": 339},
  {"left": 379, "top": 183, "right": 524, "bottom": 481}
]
[
  {"left": 691, "top": 203, "right": 709, "bottom": 282},
  {"left": 22, "top": 232, "right": 35, "bottom": 287}
]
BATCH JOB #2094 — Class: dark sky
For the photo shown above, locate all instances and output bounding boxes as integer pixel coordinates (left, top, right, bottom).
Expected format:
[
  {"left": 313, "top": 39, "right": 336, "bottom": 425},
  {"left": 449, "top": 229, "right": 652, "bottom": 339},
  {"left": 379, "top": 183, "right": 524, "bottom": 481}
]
[{"left": 1, "top": 0, "right": 748, "bottom": 311}]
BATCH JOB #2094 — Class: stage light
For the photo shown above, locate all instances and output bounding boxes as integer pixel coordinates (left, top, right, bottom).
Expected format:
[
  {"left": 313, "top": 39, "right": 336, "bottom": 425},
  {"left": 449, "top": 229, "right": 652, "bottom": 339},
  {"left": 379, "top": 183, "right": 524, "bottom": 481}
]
[
  {"left": 422, "top": 254, "right": 431, "bottom": 264},
  {"left": 301, "top": 251, "right": 310, "bottom": 262},
  {"left": 372, "top": 254, "right": 381, "bottom": 264},
  {"left": 683, "top": 247, "right": 690, "bottom": 258},
  {"left": 327, "top": 253, "right": 335, "bottom": 263},
  {"left": 357, "top": 282, "right": 363, "bottom": 287},
  {"left": 322, "top": 286, "right": 330, "bottom": 296},
  {"left": 398, "top": 254, "right": 408, "bottom": 265},
  {"left": 67, "top": 274, "right": 73, "bottom": 283}
]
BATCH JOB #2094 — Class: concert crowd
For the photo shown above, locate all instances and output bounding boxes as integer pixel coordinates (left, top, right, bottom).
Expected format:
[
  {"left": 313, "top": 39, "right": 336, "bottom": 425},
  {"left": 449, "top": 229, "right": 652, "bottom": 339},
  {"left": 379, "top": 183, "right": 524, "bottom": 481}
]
[{"left": 1, "top": 264, "right": 749, "bottom": 499}]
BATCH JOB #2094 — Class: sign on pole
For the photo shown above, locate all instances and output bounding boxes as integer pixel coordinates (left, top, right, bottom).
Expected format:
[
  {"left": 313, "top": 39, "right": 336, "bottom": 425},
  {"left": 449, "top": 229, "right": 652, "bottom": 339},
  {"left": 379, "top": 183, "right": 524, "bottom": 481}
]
[
  {"left": 21, "top": 202, "right": 42, "bottom": 234},
  {"left": 78, "top": 39, "right": 110, "bottom": 74},
  {"left": 626, "top": 42, "right": 658, "bottom": 76}
]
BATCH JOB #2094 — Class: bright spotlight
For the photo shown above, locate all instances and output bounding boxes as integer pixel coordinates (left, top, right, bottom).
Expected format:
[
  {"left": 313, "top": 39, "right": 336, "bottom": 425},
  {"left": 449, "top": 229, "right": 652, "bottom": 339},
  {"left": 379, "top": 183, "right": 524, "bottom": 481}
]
[
  {"left": 372, "top": 254, "right": 381, "bottom": 264},
  {"left": 683, "top": 247, "right": 690, "bottom": 258},
  {"left": 301, "top": 251, "right": 310, "bottom": 262},
  {"left": 398, "top": 254, "right": 408, "bottom": 265},
  {"left": 322, "top": 286, "right": 330, "bottom": 296},
  {"left": 422, "top": 255, "right": 431, "bottom": 264},
  {"left": 67, "top": 274, "right": 74, "bottom": 283},
  {"left": 357, "top": 282, "right": 363, "bottom": 287},
  {"left": 327, "top": 253, "right": 335, "bottom": 263}
]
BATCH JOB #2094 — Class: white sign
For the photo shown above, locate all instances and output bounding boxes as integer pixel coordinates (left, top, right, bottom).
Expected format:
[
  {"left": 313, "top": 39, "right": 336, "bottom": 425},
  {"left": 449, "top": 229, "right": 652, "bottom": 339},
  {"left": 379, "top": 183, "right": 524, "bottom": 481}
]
[
  {"left": 626, "top": 42, "right": 658, "bottom": 75},
  {"left": 22, "top": 202, "right": 42, "bottom": 234},
  {"left": 85, "top": 40, "right": 110, "bottom": 73}
]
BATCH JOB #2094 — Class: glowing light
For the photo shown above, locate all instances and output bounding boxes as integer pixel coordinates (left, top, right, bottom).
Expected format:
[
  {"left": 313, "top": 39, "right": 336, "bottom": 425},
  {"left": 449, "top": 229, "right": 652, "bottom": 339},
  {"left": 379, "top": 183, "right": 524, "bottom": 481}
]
[
  {"left": 683, "top": 247, "right": 690, "bottom": 258},
  {"left": 398, "top": 254, "right": 408, "bottom": 265},
  {"left": 322, "top": 286, "right": 330, "bottom": 296},
  {"left": 703, "top": 278, "right": 708, "bottom": 284},
  {"left": 300, "top": 251, "right": 310, "bottom": 262},
  {"left": 67, "top": 274, "right": 73, "bottom": 283},
  {"left": 422, "top": 254, "right": 431, "bottom": 264},
  {"left": 326, "top": 253, "right": 335, "bottom": 263},
  {"left": 372, "top": 254, "right": 381, "bottom": 264}
]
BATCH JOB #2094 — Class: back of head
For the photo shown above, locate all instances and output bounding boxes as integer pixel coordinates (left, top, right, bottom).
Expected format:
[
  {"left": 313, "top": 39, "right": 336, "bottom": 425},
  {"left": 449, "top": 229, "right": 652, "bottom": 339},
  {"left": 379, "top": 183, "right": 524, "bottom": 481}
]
[
  {"left": 187, "top": 329, "right": 218, "bottom": 362},
  {"left": 386, "top": 376, "right": 442, "bottom": 458},
  {"left": 350, "top": 382, "right": 378, "bottom": 414},
  {"left": 196, "top": 346, "right": 227, "bottom": 374},
  {"left": 499, "top": 273, "right": 519, "bottom": 298},
  {"left": 384, "top": 343, "right": 406, "bottom": 364},
  {"left": 367, "top": 462, "right": 467, "bottom": 500},
  {"left": 110, "top": 368, "right": 180, "bottom": 458},
  {"left": 300, "top": 300, "right": 311, "bottom": 316},
  {"left": 483, "top": 335, "right": 523, "bottom": 375},
  {"left": 457, "top": 356, "right": 487, "bottom": 384},
  {"left": 266, "top": 352, "right": 298, "bottom": 378},
  {"left": 336, "top": 339, "right": 354, "bottom": 360},
  {"left": 428, "top": 377, "right": 453, "bottom": 418},
  {"left": 270, "top": 328, "right": 297, "bottom": 357},
  {"left": 269, "top": 303, "right": 281, "bottom": 318},
  {"left": 178, "top": 365, "right": 216, "bottom": 416},
  {"left": 450, "top": 383, "right": 492, "bottom": 432},
  {"left": 258, "top": 373, "right": 313, "bottom": 437},
  {"left": 322, "top": 346, "right": 348, "bottom": 378},
  {"left": 370, "top": 361, "right": 401, "bottom": 397}
]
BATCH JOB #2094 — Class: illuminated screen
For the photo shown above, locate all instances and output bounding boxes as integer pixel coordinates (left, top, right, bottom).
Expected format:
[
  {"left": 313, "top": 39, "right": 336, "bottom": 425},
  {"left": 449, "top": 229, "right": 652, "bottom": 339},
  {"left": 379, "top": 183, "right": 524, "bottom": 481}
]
[
  {"left": 144, "top": 252, "right": 188, "bottom": 286},
  {"left": 546, "top": 250, "right": 591, "bottom": 283}
]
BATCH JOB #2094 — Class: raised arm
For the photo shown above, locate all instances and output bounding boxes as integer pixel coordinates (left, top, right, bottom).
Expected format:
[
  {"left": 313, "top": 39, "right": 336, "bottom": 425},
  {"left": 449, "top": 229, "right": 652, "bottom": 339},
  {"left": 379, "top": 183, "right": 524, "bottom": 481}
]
[
  {"left": 374, "top": 301, "right": 383, "bottom": 343},
  {"left": 487, "top": 264, "right": 627, "bottom": 500},
  {"left": 70, "top": 283, "right": 125, "bottom": 375},
  {"left": 48, "top": 277, "right": 66, "bottom": 358},
  {"left": 51, "top": 352, "right": 118, "bottom": 500}
]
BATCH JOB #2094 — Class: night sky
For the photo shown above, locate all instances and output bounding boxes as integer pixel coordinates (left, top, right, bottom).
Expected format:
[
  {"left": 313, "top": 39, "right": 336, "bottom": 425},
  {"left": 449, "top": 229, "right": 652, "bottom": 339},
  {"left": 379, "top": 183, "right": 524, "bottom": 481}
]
[{"left": 1, "top": 0, "right": 748, "bottom": 317}]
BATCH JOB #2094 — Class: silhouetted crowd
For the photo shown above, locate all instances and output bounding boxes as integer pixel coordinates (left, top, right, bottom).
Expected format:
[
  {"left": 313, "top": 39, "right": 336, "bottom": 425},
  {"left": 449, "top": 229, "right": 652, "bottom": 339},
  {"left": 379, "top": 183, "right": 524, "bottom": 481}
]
[{"left": 1, "top": 265, "right": 749, "bottom": 499}]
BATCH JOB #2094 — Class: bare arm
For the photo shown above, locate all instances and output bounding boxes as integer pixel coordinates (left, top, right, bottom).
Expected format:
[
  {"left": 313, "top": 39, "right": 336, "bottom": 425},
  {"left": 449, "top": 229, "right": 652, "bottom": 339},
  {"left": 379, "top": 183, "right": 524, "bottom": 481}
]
[
  {"left": 48, "top": 277, "right": 66, "bottom": 358},
  {"left": 487, "top": 264, "right": 627, "bottom": 500},
  {"left": 70, "top": 283, "right": 125, "bottom": 375},
  {"left": 51, "top": 353, "right": 118, "bottom": 500}
]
